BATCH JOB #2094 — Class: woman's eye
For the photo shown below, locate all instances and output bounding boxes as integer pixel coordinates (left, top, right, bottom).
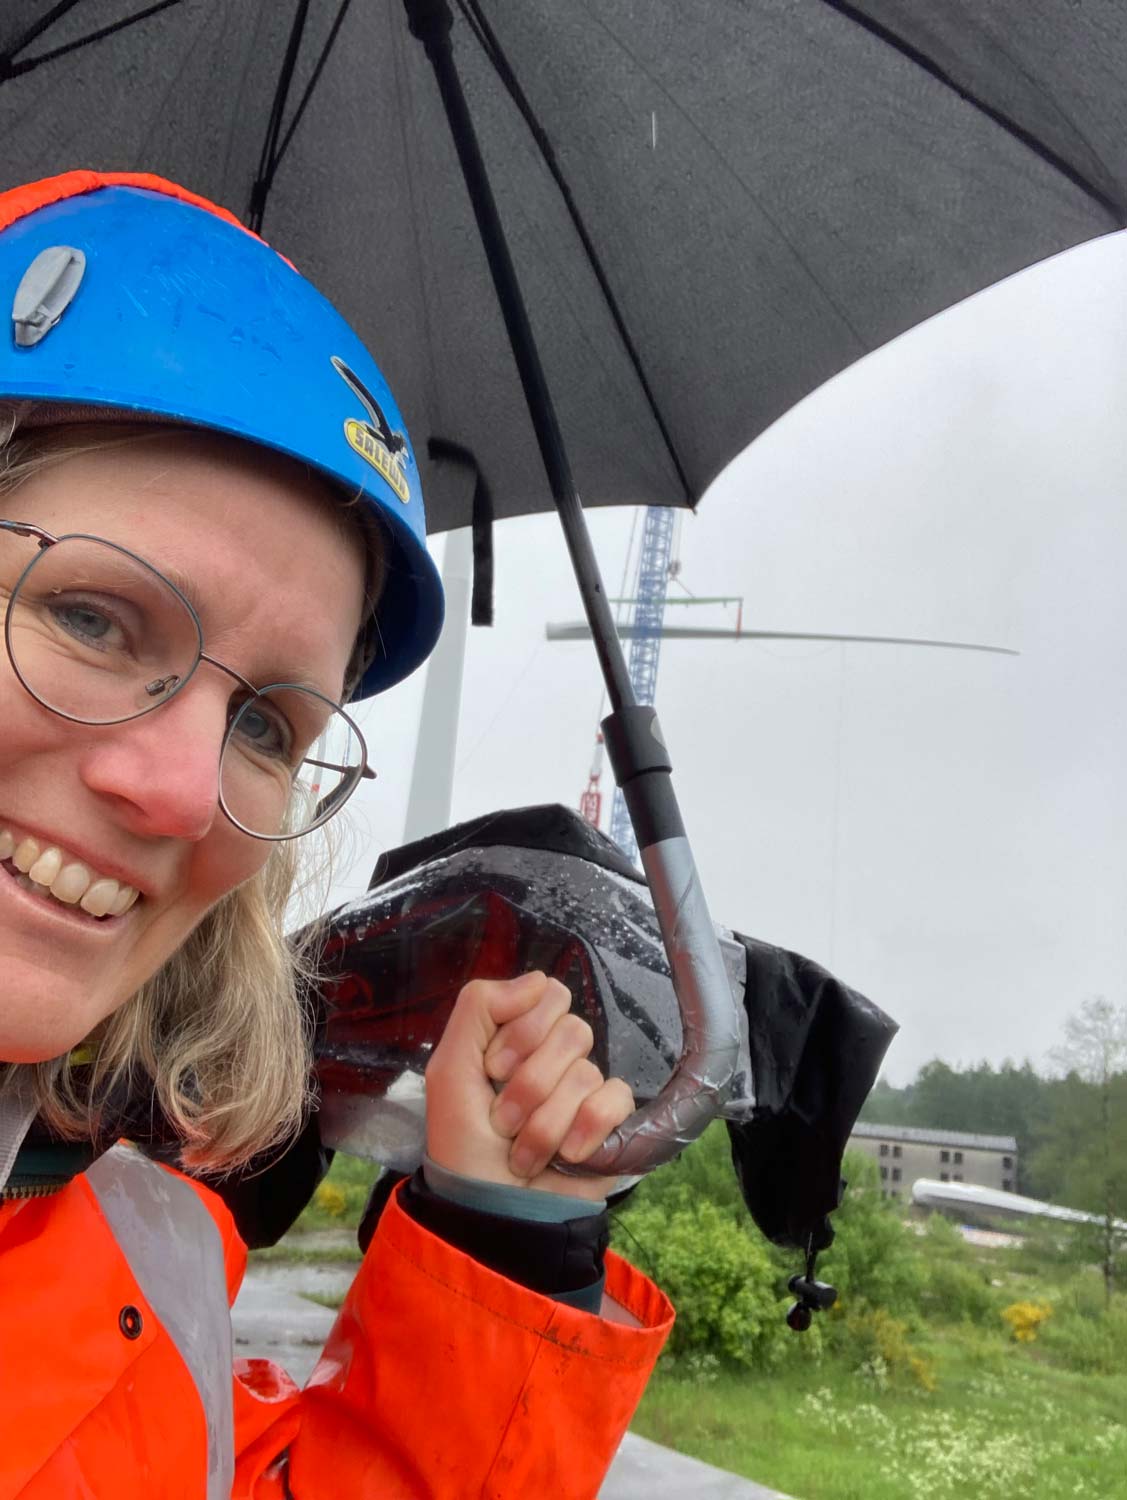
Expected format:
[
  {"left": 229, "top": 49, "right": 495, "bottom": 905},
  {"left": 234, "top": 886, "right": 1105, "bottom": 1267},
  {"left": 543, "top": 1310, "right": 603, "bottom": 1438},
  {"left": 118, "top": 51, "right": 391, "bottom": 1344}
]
[
  {"left": 232, "top": 702, "right": 294, "bottom": 761},
  {"left": 50, "top": 599, "right": 120, "bottom": 647}
]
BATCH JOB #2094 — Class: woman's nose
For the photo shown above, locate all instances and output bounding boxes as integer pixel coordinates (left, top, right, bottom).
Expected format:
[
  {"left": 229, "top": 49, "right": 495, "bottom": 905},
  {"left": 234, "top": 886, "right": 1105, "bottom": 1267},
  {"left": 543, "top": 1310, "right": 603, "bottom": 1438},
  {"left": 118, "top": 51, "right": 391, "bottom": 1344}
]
[{"left": 76, "top": 683, "right": 228, "bottom": 842}]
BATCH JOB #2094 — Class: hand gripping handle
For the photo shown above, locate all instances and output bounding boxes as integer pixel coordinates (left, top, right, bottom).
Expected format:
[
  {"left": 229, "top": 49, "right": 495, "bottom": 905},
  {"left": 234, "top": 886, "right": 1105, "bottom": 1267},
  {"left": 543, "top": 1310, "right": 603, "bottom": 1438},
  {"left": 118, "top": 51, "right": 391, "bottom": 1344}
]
[{"left": 560, "top": 706, "right": 742, "bottom": 1178}]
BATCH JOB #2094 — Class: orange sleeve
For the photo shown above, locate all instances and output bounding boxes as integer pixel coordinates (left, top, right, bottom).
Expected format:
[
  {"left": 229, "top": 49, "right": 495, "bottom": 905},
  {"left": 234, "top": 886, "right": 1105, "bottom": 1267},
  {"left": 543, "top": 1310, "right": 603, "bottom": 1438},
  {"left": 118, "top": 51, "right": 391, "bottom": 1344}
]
[{"left": 232, "top": 1181, "right": 673, "bottom": 1499}]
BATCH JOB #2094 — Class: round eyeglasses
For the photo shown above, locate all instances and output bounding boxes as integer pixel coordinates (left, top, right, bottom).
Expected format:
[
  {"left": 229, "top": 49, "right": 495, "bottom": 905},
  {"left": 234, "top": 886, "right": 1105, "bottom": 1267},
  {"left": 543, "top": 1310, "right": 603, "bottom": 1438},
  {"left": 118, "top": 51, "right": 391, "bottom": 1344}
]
[{"left": 0, "top": 520, "right": 375, "bottom": 841}]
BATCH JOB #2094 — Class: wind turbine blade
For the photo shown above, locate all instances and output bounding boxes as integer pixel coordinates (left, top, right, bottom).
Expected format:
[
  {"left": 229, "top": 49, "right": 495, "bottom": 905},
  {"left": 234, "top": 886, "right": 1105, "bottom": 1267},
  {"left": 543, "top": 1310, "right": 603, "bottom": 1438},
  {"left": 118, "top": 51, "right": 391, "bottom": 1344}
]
[{"left": 545, "top": 622, "right": 1019, "bottom": 655}]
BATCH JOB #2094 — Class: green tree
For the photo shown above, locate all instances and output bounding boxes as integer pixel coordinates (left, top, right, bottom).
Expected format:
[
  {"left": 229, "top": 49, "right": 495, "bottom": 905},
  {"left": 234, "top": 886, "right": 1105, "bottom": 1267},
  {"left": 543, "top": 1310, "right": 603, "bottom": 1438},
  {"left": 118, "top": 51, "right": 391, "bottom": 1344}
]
[
  {"left": 1033, "top": 998, "right": 1127, "bottom": 1305},
  {"left": 857, "top": 1074, "right": 910, "bottom": 1124}
]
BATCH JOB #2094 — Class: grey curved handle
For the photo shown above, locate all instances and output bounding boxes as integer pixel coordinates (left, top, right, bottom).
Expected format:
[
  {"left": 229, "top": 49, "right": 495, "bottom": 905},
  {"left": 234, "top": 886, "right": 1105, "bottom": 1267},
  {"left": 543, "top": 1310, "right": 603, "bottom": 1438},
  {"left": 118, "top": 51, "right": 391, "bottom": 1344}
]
[{"left": 563, "top": 834, "right": 742, "bottom": 1177}]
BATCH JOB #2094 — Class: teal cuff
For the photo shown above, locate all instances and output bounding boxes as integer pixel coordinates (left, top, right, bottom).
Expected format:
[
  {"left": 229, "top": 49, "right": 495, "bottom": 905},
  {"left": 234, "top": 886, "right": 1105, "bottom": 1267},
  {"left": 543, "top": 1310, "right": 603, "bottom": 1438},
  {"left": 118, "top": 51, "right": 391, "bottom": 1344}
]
[
  {"left": 422, "top": 1156, "right": 607, "bottom": 1223},
  {"left": 552, "top": 1273, "right": 607, "bottom": 1315}
]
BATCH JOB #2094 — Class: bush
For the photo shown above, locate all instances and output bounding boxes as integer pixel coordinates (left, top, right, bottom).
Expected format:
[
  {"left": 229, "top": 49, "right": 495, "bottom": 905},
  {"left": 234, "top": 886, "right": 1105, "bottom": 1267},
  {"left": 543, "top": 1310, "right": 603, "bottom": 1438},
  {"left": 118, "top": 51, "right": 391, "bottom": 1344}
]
[
  {"left": 1039, "top": 1299, "right": 1127, "bottom": 1374},
  {"left": 623, "top": 1121, "right": 746, "bottom": 1222},
  {"left": 614, "top": 1197, "right": 795, "bottom": 1370},
  {"left": 920, "top": 1258, "right": 998, "bottom": 1326},
  {"left": 313, "top": 1182, "right": 348, "bottom": 1218},
  {"left": 1000, "top": 1299, "right": 1052, "bottom": 1342},
  {"left": 293, "top": 1154, "right": 380, "bottom": 1232},
  {"left": 825, "top": 1303, "right": 936, "bottom": 1391},
  {"left": 817, "top": 1154, "right": 923, "bottom": 1317}
]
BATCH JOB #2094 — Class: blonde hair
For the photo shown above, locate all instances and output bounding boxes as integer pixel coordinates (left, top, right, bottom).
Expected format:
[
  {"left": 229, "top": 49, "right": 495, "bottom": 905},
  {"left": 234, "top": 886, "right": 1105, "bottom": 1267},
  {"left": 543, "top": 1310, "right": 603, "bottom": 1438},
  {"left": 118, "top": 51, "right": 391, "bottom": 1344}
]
[{"left": 0, "top": 412, "right": 374, "bottom": 1171}]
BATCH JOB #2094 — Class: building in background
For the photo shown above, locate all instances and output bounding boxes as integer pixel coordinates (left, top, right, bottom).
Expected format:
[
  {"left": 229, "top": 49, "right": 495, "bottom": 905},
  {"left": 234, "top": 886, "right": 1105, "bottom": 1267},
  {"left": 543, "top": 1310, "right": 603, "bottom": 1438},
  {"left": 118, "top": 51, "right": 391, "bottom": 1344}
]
[{"left": 848, "top": 1123, "right": 1018, "bottom": 1199}]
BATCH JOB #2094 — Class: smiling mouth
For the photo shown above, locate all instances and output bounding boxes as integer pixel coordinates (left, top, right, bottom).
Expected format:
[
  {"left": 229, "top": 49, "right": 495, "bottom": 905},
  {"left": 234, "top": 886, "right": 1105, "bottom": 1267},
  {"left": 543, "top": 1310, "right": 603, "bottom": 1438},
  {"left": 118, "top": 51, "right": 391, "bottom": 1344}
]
[{"left": 0, "top": 829, "right": 141, "bottom": 921}]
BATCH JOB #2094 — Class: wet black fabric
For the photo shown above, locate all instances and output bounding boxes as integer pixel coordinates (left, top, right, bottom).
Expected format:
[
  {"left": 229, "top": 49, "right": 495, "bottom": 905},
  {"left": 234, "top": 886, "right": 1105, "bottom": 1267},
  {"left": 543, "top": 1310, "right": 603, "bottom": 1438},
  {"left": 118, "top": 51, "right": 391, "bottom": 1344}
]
[
  {"left": 368, "top": 802, "right": 641, "bottom": 889},
  {"left": 728, "top": 937, "right": 897, "bottom": 1251},
  {"left": 0, "top": 2, "right": 1123, "bottom": 533}
]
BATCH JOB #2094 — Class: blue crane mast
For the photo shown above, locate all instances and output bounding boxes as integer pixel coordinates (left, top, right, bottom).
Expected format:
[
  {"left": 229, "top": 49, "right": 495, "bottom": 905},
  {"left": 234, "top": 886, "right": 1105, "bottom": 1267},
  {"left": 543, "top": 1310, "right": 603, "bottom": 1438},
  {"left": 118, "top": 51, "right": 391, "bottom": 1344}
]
[{"left": 608, "top": 505, "right": 678, "bottom": 862}]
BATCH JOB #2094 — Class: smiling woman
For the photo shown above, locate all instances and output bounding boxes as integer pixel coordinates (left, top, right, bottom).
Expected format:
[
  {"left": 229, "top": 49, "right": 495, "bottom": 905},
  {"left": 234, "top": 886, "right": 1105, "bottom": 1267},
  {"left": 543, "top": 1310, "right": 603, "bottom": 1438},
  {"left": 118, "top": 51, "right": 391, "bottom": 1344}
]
[
  {"left": 0, "top": 172, "right": 671, "bottom": 1500},
  {"left": 0, "top": 422, "right": 366, "bottom": 1162}
]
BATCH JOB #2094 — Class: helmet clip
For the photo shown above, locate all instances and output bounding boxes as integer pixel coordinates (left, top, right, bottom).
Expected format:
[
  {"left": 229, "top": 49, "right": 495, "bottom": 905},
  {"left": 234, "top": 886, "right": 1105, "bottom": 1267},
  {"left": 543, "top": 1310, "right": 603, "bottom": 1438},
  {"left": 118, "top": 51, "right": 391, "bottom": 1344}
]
[{"left": 12, "top": 245, "right": 86, "bottom": 348}]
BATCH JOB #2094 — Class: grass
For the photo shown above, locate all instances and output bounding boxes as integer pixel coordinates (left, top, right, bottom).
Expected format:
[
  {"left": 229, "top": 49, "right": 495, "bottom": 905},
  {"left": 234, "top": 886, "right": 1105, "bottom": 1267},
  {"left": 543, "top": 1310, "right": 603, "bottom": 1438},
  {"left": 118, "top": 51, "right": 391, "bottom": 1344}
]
[
  {"left": 633, "top": 1328, "right": 1127, "bottom": 1500},
  {"left": 303, "top": 1289, "right": 348, "bottom": 1310},
  {"left": 628, "top": 1217, "right": 1127, "bottom": 1500},
  {"left": 249, "top": 1241, "right": 361, "bottom": 1266}
]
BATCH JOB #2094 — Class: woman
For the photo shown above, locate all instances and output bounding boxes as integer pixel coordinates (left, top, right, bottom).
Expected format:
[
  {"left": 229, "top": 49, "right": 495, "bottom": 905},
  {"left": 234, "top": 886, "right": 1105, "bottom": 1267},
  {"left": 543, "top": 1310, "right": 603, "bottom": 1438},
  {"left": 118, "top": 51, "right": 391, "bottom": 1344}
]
[{"left": 0, "top": 171, "right": 672, "bottom": 1499}]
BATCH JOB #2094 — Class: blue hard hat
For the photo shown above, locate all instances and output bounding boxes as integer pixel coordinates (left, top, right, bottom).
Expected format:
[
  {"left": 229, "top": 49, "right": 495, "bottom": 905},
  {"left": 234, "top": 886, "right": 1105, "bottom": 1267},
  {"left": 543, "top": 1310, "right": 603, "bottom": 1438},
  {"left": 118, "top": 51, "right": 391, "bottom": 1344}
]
[{"left": 0, "top": 171, "right": 444, "bottom": 699}]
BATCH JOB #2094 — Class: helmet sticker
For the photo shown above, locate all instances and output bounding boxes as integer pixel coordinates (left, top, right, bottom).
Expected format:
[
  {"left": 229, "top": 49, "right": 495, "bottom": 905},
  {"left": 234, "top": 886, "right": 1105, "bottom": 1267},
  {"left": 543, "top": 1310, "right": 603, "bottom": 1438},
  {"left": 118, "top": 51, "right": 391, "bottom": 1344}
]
[{"left": 332, "top": 355, "right": 410, "bottom": 504}]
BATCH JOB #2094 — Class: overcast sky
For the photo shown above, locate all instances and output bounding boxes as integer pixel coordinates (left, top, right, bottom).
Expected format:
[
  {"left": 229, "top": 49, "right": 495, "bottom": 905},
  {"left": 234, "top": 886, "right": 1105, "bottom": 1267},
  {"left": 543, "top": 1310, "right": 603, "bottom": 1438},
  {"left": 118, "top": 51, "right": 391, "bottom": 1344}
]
[{"left": 324, "top": 228, "right": 1127, "bottom": 1087}]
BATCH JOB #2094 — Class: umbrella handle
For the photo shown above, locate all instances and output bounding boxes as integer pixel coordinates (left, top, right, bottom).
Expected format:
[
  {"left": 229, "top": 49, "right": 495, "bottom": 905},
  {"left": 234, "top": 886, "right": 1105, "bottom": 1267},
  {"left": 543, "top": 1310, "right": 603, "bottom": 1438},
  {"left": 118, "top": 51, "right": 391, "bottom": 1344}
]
[{"left": 556, "top": 705, "right": 742, "bottom": 1179}]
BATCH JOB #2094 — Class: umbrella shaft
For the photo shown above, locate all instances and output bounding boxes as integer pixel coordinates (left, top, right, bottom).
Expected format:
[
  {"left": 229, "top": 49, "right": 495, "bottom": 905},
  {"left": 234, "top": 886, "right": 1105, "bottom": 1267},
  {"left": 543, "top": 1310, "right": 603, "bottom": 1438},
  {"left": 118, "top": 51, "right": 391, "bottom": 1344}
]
[
  {"left": 406, "top": 0, "right": 632, "bottom": 709},
  {"left": 406, "top": 0, "right": 739, "bottom": 1175}
]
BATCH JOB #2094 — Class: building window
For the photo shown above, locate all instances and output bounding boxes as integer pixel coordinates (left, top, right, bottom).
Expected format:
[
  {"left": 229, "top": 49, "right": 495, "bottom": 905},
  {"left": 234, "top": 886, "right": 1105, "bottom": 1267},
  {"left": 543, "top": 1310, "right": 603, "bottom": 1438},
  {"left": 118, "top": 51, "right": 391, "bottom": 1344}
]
[
  {"left": 1003, "top": 1178, "right": 1013, "bottom": 1192},
  {"left": 892, "top": 1145, "right": 902, "bottom": 1158},
  {"left": 953, "top": 1151, "right": 963, "bottom": 1165},
  {"left": 953, "top": 1174, "right": 963, "bottom": 1182},
  {"left": 1003, "top": 1156, "right": 1013, "bottom": 1170},
  {"left": 890, "top": 1189, "right": 900, "bottom": 1199},
  {"left": 940, "top": 1172, "right": 950, "bottom": 1183},
  {"left": 892, "top": 1168, "right": 902, "bottom": 1183},
  {"left": 940, "top": 1150, "right": 950, "bottom": 1163},
  {"left": 880, "top": 1165, "right": 888, "bottom": 1180},
  {"left": 879, "top": 1143, "right": 889, "bottom": 1156}
]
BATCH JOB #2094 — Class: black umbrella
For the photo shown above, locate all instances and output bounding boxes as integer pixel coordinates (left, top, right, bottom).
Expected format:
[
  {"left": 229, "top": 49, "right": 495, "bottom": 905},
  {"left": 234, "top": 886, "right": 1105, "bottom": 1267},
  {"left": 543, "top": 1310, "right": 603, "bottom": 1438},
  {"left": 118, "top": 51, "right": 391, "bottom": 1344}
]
[{"left": 1, "top": 0, "right": 1123, "bottom": 1172}]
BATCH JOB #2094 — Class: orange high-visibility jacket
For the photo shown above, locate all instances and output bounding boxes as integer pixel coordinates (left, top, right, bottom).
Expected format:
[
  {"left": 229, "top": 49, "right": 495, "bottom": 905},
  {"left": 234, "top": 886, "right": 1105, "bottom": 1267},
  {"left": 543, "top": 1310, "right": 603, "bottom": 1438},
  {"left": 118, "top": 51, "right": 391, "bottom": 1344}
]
[{"left": 0, "top": 1146, "right": 672, "bottom": 1499}]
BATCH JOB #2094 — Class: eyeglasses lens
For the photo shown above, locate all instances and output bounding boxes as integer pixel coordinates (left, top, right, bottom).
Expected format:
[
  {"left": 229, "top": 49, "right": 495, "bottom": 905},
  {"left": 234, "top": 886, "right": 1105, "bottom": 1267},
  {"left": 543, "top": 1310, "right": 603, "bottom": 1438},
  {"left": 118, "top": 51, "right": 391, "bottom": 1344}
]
[
  {"left": 5, "top": 534, "right": 201, "bottom": 723},
  {"left": 221, "top": 685, "right": 365, "bottom": 838}
]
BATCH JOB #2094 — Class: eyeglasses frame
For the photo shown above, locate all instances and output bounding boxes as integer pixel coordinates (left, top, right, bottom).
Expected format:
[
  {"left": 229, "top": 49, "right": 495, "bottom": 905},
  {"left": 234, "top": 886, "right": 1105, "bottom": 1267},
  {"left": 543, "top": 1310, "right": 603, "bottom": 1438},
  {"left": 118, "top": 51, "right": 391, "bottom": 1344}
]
[{"left": 0, "top": 519, "right": 375, "bottom": 841}]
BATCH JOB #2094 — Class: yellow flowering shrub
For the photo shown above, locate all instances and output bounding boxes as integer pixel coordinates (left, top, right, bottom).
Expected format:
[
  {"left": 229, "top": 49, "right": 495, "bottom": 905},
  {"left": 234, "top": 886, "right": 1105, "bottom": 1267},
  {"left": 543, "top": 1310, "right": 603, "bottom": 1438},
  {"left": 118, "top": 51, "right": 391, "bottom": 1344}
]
[
  {"left": 1001, "top": 1299, "right": 1052, "bottom": 1342},
  {"left": 313, "top": 1182, "right": 349, "bottom": 1218}
]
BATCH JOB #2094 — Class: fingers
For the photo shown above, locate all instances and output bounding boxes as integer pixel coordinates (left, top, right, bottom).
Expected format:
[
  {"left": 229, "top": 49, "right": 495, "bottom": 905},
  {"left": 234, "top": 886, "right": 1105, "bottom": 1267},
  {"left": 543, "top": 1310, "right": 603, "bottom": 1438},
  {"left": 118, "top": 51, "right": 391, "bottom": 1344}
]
[
  {"left": 483, "top": 978, "right": 574, "bottom": 1082},
  {"left": 510, "top": 1072, "right": 634, "bottom": 1179},
  {"left": 557, "top": 1076, "right": 635, "bottom": 1165},
  {"left": 496, "top": 1041, "right": 635, "bottom": 1180},
  {"left": 428, "top": 970, "right": 550, "bottom": 1076},
  {"left": 489, "top": 1010, "right": 597, "bottom": 1138}
]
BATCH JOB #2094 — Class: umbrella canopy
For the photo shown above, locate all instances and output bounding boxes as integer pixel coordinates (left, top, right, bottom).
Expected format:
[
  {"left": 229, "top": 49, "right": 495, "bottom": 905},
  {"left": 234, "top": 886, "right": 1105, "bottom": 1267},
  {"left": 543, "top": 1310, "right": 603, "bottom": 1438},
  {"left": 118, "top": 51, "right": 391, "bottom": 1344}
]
[{"left": 0, "top": 0, "right": 1123, "bottom": 534}]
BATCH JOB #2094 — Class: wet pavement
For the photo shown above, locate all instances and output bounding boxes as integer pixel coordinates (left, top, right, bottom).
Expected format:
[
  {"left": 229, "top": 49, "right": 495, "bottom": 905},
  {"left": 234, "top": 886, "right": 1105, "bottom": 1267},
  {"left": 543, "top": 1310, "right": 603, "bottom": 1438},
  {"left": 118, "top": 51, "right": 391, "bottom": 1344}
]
[{"left": 232, "top": 1265, "right": 792, "bottom": 1498}]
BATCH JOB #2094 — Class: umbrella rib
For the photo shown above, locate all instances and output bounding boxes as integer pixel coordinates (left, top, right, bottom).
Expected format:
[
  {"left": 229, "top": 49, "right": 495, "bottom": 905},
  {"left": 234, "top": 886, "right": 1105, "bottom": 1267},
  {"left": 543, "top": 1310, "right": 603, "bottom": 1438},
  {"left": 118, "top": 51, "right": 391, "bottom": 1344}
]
[
  {"left": 0, "top": 0, "right": 84, "bottom": 66},
  {"left": 456, "top": 0, "right": 693, "bottom": 507},
  {"left": 248, "top": 0, "right": 313, "bottom": 233},
  {"left": 0, "top": 0, "right": 186, "bottom": 80},
  {"left": 273, "top": 0, "right": 355, "bottom": 172},
  {"left": 819, "top": 0, "right": 1127, "bottom": 227}
]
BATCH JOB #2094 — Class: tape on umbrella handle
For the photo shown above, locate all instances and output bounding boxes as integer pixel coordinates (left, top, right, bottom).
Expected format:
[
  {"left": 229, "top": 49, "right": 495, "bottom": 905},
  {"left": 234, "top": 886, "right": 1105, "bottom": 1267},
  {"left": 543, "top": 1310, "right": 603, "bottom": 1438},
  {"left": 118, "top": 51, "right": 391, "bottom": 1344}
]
[{"left": 557, "top": 834, "right": 741, "bottom": 1178}]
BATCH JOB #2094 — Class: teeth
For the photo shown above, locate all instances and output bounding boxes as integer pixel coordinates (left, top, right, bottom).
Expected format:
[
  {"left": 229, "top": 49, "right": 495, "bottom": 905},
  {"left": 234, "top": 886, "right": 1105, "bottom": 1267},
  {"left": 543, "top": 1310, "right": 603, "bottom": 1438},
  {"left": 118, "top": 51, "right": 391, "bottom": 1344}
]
[
  {"left": 109, "top": 885, "right": 140, "bottom": 917},
  {"left": 50, "top": 862, "right": 92, "bottom": 905},
  {"left": 1, "top": 829, "right": 140, "bottom": 916},
  {"left": 80, "top": 880, "right": 120, "bottom": 918},
  {"left": 28, "top": 847, "right": 62, "bottom": 887},
  {"left": 12, "top": 839, "right": 38, "bottom": 874}
]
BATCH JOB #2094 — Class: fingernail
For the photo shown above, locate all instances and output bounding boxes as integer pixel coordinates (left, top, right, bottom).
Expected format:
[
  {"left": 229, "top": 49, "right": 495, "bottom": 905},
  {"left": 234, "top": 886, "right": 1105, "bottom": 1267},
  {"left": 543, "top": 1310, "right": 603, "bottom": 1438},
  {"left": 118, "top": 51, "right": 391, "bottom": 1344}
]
[
  {"left": 492, "top": 1098, "right": 522, "bottom": 1134},
  {"left": 487, "top": 1047, "right": 517, "bottom": 1079},
  {"left": 509, "top": 1144, "right": 535, "bottom": 1177}
]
